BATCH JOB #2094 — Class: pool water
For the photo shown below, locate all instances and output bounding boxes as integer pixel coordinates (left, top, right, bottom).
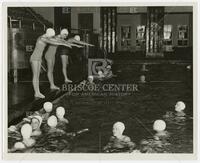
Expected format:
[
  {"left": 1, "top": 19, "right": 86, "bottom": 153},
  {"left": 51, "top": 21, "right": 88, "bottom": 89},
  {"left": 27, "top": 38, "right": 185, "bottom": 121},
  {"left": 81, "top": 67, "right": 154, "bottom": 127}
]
[{"left": 8, "top": 62, "right": 193, "bottom": 153}]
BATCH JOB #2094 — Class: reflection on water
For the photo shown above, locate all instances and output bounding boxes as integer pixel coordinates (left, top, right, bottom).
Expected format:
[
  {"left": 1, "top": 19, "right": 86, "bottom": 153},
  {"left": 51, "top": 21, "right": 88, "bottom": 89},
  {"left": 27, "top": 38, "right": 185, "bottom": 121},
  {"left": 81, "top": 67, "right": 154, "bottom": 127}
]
[{"left": 8, "top": 64, "right": 193, "bottom": 153}]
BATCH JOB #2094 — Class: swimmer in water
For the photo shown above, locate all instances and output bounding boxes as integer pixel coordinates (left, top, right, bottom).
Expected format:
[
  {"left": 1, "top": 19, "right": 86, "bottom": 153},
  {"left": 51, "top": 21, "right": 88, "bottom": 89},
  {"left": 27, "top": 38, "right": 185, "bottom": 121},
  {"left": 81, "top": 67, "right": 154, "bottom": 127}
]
[
  {"left": 141, "top": 64, "right": 149, "bottom": 72},
  {"left": 153, "top": 120, "right": 169, "bottom": 139},
  {"left": 140, "top": 120, "right": 170, "bottom": 153},
  {"left": 103, "top": 65, "right": 113, "bottom": 78},
  {"left": 30, "top": 115, "right": 43, "bottom": 137},
  {"left": 139, "top": 75, "right": 146, "bottom": 83},
  {"left": 175, "top": 101, "right": 186, "bottom": 117},
  {"left": 88, "top": 75, "right": 94, "bottom": 84},
  {"left": 163, "top": 101, "right": 187, "bottom": 122},
  {"left": 47, "top": 115, "right": 65, "bottom": 134},
  {"left": 9, "top": 124, "right": 35, "bottom": 152},
  {"left": 56, "top": 107, "right": 69, "bottom": 124},
  {"left": 98, "top": 70, "right": 105, "bottom": 78},
  {"left": 32, "top": 102, "right": 53, "bottom": 121},
  {"left": 103, "top": 122, "right": 136, "bottom": 153},
  {"left": 30, "top": 28, "right": 73, "bottom": 99}
]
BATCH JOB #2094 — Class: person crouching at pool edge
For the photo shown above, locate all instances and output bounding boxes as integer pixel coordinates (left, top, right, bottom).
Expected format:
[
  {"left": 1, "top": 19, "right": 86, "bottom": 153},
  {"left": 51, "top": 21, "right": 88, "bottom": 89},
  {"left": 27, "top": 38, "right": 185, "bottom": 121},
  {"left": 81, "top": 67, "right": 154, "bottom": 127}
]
[{"left": 103, "top": 122, "right": 136, "bottom": 153}]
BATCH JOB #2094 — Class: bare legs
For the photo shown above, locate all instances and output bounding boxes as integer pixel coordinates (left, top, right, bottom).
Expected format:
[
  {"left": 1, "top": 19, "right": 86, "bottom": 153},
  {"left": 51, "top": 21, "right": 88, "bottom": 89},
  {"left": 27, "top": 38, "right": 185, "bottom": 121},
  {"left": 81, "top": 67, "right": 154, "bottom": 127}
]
[
  {"left": 31, "top": 61, "right": 45, "bottom": 98},
  {"left": 46, "top": 59, "right": 60, "bottom": 90},
  {"left": 60, "top": 55, "right": 72, "bottom": 83}
]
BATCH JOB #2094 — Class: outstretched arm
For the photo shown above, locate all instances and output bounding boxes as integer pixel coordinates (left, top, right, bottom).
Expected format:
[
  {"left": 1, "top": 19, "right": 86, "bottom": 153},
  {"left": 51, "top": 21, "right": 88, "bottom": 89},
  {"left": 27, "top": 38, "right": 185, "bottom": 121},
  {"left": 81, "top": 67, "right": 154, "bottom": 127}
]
[
  {"left": 68, "top": 39, "right": 94, "bottom": 47},
  {"left": 41, "top": 37, "right": 72, "bottom": 48},
  {"left": 62, "top": 40, "right": 84, "bottom": 48}
]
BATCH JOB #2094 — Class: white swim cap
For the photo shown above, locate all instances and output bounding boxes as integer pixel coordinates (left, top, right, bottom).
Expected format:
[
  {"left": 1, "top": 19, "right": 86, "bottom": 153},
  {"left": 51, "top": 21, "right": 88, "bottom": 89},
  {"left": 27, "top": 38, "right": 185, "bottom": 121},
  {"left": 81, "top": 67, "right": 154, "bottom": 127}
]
[
  {"left": 31, "top": 115, "right": 43, "bottom": 128},
  {"left": 60, "top": 28, "right": 69, "bottom": 36},
  {"left": 153, "top": 120, "right": 166, "bottom": 132},
  {"left": 186, "top": 65, "right": 191, "bottom": 70},
  {"left": 175, "top": 101, "right": 186, "bottom": 112},
  {"left": 46, "top": 28, "right": 55, "bottom": 37},
  {"left": 47, "top": 115, "right": 58, "bottom": 128},
  {"left": 74, "top": 35, "right": 81, "bottom": 41},
  {"left": 21, "top": 124, "right": 32, "bottom": 139},
  {"left": 140, "top": 75, "right": 146, "bottom": 82},
  {"left": 14, "top": 142, "right": 26, "bottom": 149},
  {"left": 43, "top": 102, "right": 53, "bottom": 113},
  {"left": 113, "top": 122, "right": 125, "bottom": 133},
  {"left": 88, "top": 75, "right": 94, "bottom": 80},
  {"left": 106, "top": 65, "right": 111, "bottom": 69},
  {"left": 56, "top": 107, "right": 65, "bottom": 118},
  {"left": 8, "top": 125, "right": 17, "bottom": 132},
  {"left": 98, "top": 71, "right": 103, "bottom": 75}
]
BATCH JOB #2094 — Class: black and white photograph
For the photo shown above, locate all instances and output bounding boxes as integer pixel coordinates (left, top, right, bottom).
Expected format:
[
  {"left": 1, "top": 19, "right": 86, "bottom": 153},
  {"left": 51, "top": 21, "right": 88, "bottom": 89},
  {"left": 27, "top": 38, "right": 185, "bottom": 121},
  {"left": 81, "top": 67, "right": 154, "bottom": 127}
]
[{"left": 1, "top": 0, "right": 198, "bottom": 160}]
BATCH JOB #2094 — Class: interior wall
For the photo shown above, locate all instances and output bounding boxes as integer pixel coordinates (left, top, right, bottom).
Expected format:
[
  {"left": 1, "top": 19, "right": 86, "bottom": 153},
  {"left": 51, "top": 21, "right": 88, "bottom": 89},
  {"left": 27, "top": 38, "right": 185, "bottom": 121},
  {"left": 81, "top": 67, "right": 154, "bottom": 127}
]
[
  {"left": 71, "top": 7, "right": 100, "bottom": 33},
  {"left": 31, "top": 7, "right": 54, "bottom": 26},
  {"left": 117, "top": 14, "right": 146, "bottom": 51},
  {"left": 164, "top": 14, "right": 192, "bottom": 46}
]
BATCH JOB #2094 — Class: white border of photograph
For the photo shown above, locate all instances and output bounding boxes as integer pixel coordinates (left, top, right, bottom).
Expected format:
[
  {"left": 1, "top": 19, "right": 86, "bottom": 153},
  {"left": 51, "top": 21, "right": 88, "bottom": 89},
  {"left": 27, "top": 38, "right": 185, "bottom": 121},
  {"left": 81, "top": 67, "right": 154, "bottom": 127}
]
[{"left": 1, "top": 0, "right": 199, "bottom": 161}]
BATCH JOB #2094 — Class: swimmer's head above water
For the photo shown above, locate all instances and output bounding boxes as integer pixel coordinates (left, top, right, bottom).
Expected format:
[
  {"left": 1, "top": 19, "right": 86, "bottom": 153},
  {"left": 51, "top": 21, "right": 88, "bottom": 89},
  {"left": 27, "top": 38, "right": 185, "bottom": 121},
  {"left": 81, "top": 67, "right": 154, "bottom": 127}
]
[
  {"left": 47, "top": 115, "right": 58, "bottom": 128},
  {"left": 112, "top": 122, "right": 125, "bottom": 139},
  {"left": 56, "top": 107, "right": 65, "bottom": 119},
  {"left": 60, "top": 28, "right": 69, "bottom": 39},
  {"left": 98, "top": 70, "right": 105, "bottom": 78},
  {"left": 31, "top": 115, "right": 42, "bottom": 131},
  {"left": 140, "top": 75, "right": 146, "bottom": 83},
  {"left": 43, "top": 102, "right": 53, "bottom": 113},
  {"left": 153, "top": 120, "right": 166, "bottom": 132},
  {"left": 21, "top": 124, "right": 32, "bottom": 139},
  {"left": 45, "top": 28, "right": 55, "bottom": 38},
  {"left": 88, "top": 75, "right": 94, "bottom": 83},
  {"left": 175, "top": 101, "right": 186, "bottom": 112},
  {"left": 106, "top": 65, "right": 111, "bottom": 69},
  {"left": 74, "top": 35, "right": 81, "bottom": 41},
  {"left": 13, "top": 124, "right": 35, "bottom": 150}
]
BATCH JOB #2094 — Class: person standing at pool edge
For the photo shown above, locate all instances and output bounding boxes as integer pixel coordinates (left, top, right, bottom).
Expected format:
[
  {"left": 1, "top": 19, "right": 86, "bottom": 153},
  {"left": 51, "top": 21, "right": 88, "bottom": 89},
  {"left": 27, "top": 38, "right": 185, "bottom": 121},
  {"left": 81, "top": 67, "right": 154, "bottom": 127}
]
[
  {"left": 44, "top": 29, "right": 72, "bottom": 90},
  {"left": 57, "top": 29, "right": 73, "bottom": 83},
  {"left": 30, "top": 28, "right": 72, "bottom": 99}
]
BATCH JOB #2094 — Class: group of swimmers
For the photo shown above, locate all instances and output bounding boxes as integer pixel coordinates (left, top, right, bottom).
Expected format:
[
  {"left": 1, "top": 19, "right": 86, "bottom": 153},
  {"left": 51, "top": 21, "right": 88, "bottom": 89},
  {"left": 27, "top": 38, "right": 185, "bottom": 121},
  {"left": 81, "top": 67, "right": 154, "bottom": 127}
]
[
  {"left": 8, "top": 98, "right": 188, "bottom": 153},
  {"left": 103, "top": 100, "right": 188, "bottom": 153},
  {"left": 8, "top": 101, "right": 88, "bottom": 152},
  {"left": 30, "top": 28, "right": 94, "bottom": 99}
]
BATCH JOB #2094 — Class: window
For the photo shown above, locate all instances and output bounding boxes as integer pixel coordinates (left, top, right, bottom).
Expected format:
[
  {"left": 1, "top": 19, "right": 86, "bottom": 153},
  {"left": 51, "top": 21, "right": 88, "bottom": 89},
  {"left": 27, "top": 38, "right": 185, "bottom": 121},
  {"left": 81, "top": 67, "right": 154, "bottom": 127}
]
[
  {"left": 121, "top": 25, "right": 131, "bottom": 50},
  {"left": 163, "top": 25, "right": 172, "bottom": 45},
  {"left": 136, "top": 25, "right": 146, "bottom": 51},
  {"left": 177, "top": 25, "right": 188, "bottom": 46}
]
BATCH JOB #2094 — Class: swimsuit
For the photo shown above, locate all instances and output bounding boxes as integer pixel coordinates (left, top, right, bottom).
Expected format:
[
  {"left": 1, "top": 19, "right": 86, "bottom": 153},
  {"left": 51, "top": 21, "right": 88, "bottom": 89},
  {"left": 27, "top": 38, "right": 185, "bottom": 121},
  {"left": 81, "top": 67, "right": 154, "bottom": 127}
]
[
  {"left": 44, "top": 45, "right": 58, "bottom": 61},
  {"left": 57, "top": 45, "right": 70, "bottom": 56},
  {"left": 30, "top": 37, "right": 47, "bottom": 62}
]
